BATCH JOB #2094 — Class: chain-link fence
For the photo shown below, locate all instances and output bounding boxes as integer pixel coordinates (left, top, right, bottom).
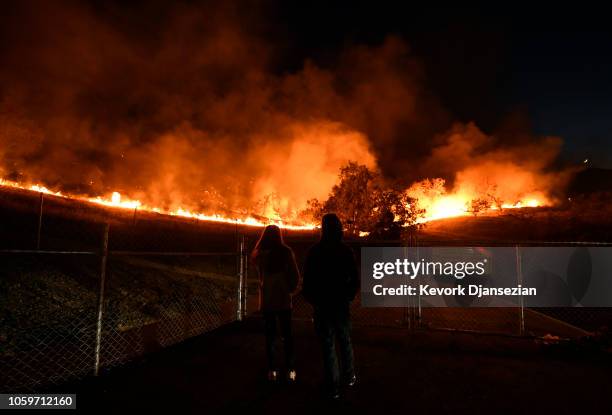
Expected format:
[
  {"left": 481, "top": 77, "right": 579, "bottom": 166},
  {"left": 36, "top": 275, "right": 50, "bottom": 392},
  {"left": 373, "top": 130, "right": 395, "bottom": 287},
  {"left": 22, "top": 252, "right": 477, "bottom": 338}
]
[
  {"left": 279, "top": 238, "right": 612, "bottom": 339},
  {"left": 407, "top": 241, "right": 612, "bottom": 338},
  {"left": 0, "top": 190, "right": 248, "bottom": 392},
  {"left": 2, "top": 189, "right": 611, "bottom": 392}
]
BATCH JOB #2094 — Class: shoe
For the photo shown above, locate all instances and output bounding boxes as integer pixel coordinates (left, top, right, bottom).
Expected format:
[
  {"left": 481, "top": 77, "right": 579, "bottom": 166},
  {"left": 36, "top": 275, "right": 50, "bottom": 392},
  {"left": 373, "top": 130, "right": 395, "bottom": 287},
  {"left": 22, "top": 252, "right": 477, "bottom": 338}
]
[
  {"left": 321, "top": 383, "right": 341, "bottom": 400},
  {"left": 346, "top": 374, "right": 357, "bottom": 387},
  {"left": 287, "top": 370, "right": 297, "bottom": 383},
  {"left": 267, "top": 370, "right": 278, "bottom": 382},
  {"left": 330, "top": 387, "right": 341, "bottom": 400}
]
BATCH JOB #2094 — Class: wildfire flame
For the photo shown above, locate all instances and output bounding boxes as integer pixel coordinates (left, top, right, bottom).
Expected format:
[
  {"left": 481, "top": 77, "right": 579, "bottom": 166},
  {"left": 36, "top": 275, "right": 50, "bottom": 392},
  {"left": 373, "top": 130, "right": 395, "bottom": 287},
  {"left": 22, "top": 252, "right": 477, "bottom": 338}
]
[
  {"left": 0, "top": 178, "right": 316, "bottom": 230},
  {"left": 413, "top": 194, "right": 546, "bottom": 224},
  {"left": 0, "top": 8, "right": 563, "bottom": 235},
  {"left": 407, "top": 178, "right": 549, "bottom": 224},
  {"left": 0, "top": 175, "right": 548, "bottom": 231}
]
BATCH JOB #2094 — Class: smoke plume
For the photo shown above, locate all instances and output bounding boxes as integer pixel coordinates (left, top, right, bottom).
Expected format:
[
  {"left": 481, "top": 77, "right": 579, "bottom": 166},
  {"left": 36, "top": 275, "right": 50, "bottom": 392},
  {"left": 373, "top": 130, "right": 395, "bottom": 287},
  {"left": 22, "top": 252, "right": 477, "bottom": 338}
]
[{"left": 0, "top": 1, "right": 568, "bottom": 221}]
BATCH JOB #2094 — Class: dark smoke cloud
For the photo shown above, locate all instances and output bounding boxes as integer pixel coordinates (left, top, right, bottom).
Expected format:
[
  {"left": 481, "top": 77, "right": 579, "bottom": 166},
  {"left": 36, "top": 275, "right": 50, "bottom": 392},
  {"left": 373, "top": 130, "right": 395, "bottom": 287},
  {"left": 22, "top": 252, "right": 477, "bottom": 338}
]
[{"left": 0, "top": 0, "right": 566, "bottom": 219}]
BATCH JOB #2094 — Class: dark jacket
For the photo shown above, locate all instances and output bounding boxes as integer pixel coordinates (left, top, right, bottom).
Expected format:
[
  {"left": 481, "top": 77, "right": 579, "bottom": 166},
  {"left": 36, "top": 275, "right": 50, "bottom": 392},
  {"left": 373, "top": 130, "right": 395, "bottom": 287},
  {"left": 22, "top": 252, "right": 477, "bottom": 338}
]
[
  {"left": 254, "top": 246, "right": 300, "bottom": 311},
  {"left": 302, "top": 240, "right": 359, "bottom": 309}
]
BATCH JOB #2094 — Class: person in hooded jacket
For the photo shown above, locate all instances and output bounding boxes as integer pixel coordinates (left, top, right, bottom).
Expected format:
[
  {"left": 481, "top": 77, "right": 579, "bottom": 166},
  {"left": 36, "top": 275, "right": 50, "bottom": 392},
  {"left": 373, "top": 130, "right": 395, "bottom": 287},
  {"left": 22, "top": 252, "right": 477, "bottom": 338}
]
[
  {"left": 252, "top": 225, "right": 300, "bottom": 382},
  {"left": 302, "top": 213, "right": 358, "bottom": 398}
]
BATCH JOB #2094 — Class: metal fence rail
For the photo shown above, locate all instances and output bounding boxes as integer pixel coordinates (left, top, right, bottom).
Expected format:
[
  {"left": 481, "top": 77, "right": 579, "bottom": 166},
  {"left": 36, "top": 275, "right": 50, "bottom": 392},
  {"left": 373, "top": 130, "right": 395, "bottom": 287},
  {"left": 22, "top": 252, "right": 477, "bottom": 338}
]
[
  {"left": 2, "top": 190, "right": 611, "bottom": 392},
  {"left": 0, "top": 220, "right": 249, "bottom": 392},
  {"left": 288, "top": 239, "right": 612, "bottom": 339}
]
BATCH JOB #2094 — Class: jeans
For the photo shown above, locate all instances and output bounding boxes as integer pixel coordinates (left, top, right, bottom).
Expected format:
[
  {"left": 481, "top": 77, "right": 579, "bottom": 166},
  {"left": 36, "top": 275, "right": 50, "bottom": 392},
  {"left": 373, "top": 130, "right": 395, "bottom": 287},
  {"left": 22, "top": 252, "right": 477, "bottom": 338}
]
[
  {"left": 313, "top": 305, "right": 355, "bottom": 387},
  {"left": 263, "top": 310, "right": 295, "bottom": 370}
]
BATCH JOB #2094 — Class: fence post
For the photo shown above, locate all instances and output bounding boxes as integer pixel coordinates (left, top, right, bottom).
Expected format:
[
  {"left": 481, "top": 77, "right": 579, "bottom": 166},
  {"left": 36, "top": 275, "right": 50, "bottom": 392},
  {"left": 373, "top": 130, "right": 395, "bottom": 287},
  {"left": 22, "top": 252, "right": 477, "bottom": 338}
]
[
  {"left": 236, "top": 234, "right": 245, "bottom": 321},
  {"left": 94, "top": 223, "right": 110, "bottom": 376},
  {"left": 402, "top": 244, "right": 412, "bottom": 329},
  {"left": 516, "top": 245, "right": 525, "bottom": 336},
  {"left": 36, "top": 192, "right": 44, "bottom": 249},
  {"left": 415, "top": 237, "right": 422, "bottom": 328},
  {"left": 242, "top": 237, "right": 248, "bottom": 317},
  {"left": 401, "top": 245, "right": 408, "bottom": 327}
]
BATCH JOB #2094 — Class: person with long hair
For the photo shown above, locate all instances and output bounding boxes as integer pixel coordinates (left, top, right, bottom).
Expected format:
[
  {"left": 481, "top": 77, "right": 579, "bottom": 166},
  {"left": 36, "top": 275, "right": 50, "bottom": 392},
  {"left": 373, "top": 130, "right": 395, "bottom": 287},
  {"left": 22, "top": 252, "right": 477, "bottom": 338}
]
[
  {"left": 252, "top": 225, "right": 300, "bottom": 383},
  {"left": 303, "top": 213, "right": 359, "bottom": 399}
]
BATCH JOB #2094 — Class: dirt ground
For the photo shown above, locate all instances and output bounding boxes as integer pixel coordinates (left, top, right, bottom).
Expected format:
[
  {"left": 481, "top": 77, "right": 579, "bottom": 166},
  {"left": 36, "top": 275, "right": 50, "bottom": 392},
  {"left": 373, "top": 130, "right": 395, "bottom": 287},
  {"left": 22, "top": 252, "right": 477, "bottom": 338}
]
[{"left": 65, "top": 317, "right": 612, "bottom": 414}]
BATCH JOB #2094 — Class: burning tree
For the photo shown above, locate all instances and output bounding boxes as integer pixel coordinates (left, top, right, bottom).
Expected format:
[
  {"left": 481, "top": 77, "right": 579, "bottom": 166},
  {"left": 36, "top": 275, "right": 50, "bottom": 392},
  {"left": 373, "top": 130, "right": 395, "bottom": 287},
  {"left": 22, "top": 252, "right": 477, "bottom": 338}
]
[
  {"left": 469, "top": 198, "right": 491, "bottom": 215},
  {"left": 304, "top": 162, "right": 423, "bottom": 238}
]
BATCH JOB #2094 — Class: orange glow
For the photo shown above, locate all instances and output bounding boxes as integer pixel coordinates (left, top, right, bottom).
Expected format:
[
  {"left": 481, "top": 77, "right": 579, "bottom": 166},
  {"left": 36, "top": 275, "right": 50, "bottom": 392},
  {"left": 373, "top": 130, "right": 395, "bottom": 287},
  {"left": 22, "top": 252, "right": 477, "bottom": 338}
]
[
  {"left": 407, "top": 178, "right": 550, "bottom": 223},
  {"left": 0, "top": 173, "right": 550, "bottom": 231},
  {"left": 418, "top": 195, "right": 470, "bottom": 222},
  {"left": 0, "top": 178, "right": 316, "bottom": 230},
  {"left": 500, "top": 199, "right": 541, "bottom": 209}
]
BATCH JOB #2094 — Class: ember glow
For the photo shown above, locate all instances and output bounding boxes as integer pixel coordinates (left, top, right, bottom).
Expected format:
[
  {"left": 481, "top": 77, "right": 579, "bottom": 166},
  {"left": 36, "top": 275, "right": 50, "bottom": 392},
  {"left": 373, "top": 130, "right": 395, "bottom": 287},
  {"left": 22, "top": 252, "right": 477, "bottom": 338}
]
[
  {"left": 0, "top": 122, "right": 561, "bottom": 230},
  {"left": 416, "top": 194, "right": 547, "bottom": 223},
  {"left": 0, "top": 172, "right": 550, "bottom": 230},
  {"left": 407, "top": 178, "right": 549, "bottom": 224},
  {"left": 0, "top": 178, "right": 317, "bottom": 230},
  {"left": 0, "top": 4, "right": 570, "bottom": 232}
]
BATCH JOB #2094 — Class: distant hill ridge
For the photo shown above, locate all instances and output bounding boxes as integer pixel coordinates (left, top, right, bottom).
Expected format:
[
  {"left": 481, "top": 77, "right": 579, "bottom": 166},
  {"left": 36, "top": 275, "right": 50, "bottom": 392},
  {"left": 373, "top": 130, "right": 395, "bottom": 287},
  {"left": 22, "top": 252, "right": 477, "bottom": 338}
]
[{"left": 567, "top": 168, "right": 612, "bottom": 196}]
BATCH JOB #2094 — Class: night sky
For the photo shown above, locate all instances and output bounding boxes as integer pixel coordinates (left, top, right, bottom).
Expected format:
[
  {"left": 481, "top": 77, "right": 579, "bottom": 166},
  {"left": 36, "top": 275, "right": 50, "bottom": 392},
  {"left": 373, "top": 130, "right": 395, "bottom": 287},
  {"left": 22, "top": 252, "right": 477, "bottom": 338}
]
[
  {"left": 275, "top": 2, "right": 612, "bottom": 167},
  {"left": 2, "top": 0, "right": 611, "bottom": 194}
]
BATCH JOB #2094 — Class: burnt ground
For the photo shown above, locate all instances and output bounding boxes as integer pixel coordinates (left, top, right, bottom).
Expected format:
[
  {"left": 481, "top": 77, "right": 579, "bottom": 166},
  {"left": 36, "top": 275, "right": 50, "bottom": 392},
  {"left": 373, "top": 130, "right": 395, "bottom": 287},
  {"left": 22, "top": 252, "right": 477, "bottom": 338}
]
[{"left": 64, "top": 317, "right": 612, "bottom": 415}]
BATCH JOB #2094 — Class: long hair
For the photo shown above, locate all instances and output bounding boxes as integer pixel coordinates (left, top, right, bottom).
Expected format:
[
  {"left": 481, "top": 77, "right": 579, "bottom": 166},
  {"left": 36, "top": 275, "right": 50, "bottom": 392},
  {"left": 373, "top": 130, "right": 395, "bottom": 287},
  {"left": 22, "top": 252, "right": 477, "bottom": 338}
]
[
  {"left": 252, "top": 225, "right": 287, "bottom": 265},
  {"left": 321, "top": 213, "right": 343, "bottom": 242}
]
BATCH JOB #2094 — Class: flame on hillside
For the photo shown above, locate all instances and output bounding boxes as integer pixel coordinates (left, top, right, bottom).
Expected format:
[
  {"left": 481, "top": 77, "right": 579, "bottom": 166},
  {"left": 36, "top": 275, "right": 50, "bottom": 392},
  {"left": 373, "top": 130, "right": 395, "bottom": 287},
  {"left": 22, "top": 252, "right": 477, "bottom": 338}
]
[
  {"left": 407, "top": 178, "right": 549, "bottom": 224},
  {"left": 0, "top": 167, "right": 552, "bottom": 231},
  {"left": 0, "top": 8, "right": 568, "bottom": 231},
  {"left": 0, "top": 178, "right": 316, "bottom": 230}
]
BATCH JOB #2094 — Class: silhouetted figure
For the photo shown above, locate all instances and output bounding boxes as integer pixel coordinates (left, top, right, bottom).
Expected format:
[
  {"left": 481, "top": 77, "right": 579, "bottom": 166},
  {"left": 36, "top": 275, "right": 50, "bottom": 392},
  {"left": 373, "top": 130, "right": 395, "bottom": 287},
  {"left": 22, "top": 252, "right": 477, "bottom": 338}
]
[
  {"left": 303, "top": 213, "right": 359, "bottom": 398},
  {"left": 252, "top": 225, "right": 300, "bottom": 383}
]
